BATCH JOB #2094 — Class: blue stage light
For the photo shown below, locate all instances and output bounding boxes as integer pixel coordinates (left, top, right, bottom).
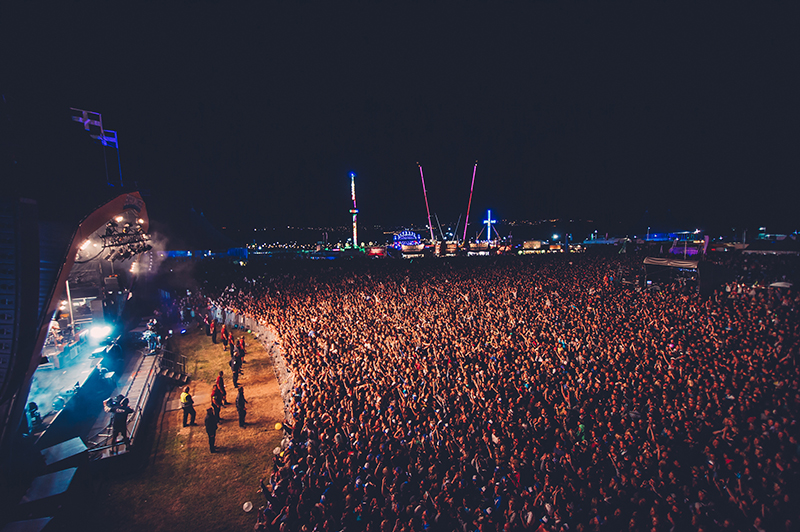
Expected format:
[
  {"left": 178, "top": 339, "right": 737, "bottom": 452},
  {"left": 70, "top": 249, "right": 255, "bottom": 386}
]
[{"left": 89, "top": 325, "right": 113, "bottom": 339}]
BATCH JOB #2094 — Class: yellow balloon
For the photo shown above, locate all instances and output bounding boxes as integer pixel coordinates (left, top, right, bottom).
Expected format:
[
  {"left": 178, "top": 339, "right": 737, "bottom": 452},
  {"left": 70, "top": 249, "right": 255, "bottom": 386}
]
[{"left": 275, "top": 422, "right": 283, "bottom": 431}]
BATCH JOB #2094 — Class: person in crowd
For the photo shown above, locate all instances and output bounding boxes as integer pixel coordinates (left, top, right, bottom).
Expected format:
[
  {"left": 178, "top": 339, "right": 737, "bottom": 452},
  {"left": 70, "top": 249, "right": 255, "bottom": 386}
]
[{"left": 200, "top": 253, "right": 798, "bottom": 532}]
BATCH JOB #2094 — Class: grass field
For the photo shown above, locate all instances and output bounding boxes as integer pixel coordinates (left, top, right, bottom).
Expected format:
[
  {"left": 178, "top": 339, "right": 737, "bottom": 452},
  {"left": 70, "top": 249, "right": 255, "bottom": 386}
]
[{"left": 87, "top": 327, "right": 285, "bottom": 532}]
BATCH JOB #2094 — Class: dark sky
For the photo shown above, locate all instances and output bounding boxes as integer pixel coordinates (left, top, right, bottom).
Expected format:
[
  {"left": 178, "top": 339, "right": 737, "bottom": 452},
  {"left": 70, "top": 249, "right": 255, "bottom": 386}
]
[{"left": 3, "top": 3, "right": 800, "bottom": 236}]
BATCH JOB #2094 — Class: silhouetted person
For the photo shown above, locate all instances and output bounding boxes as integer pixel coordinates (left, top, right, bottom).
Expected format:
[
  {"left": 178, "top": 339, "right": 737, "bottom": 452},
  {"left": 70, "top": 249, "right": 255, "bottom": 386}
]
[
  {"left": 229, "top": 355, "right": 241, "bottom": 387},
  {"left": 204, "top": 407, "right": 218, "bottom": 453},
  {"left": 109, "top": 396, "right": 133, "bottom": 454},
  {"left": 215, "top": 370, "right": 228, "bottom": 405},
  {"left": 235, "top": 386, "right": 247, "bottom": 427},
  {"left": 211, "top": 384, "right": 224, "bottom": 420}
]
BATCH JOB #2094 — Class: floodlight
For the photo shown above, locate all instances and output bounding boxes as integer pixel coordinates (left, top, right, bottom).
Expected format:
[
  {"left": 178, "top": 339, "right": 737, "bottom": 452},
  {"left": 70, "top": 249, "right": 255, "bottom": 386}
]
[{"left": 89, "top": 325, "right": 112, "bottom": 339}]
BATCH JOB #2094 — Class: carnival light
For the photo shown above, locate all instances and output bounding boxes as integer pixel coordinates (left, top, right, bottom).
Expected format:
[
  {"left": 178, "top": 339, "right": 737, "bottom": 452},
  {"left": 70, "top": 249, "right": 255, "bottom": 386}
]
[
  {"left": 484, "top": 210, "right": 496, "bottom": 242},
  {"left": 417, "top": 164, "right": 435, "bottom": 242},
  {"left": 349, "top": 172, "right": 359, "bottom": 247}
]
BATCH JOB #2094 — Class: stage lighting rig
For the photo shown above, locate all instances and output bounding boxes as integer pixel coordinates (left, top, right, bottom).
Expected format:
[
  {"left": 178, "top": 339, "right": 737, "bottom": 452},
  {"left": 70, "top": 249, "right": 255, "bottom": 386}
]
[{"left": 100, "top": 218, "right": 152, "bottom": 262}]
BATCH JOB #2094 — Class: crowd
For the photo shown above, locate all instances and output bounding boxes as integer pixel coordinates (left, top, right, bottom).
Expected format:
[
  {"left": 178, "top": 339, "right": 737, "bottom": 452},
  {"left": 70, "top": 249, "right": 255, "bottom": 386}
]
[{"left": 205, "top": 254, "right": 798, "bottom": 532}]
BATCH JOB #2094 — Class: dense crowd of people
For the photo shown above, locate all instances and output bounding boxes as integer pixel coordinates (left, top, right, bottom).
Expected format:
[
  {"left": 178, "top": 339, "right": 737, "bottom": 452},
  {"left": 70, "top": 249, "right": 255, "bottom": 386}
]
[{"left": 205, "top": 253, "right": 798, "bottom": 532}]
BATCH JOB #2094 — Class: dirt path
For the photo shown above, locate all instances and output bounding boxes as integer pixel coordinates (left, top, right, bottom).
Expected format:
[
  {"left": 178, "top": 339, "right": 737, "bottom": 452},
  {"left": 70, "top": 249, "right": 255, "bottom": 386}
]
[{"left": 88, "top": 327, "right": 285, "bottom": 532}]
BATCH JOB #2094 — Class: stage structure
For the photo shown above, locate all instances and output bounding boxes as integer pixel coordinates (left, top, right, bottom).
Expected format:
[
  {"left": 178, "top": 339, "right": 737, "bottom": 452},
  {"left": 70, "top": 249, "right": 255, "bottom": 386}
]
[
  {"left": 0, "top": 192, "right": 149, "bottom": 479},
  {"left": 70, "top": 108, "right": 124, "bottom": 188}
]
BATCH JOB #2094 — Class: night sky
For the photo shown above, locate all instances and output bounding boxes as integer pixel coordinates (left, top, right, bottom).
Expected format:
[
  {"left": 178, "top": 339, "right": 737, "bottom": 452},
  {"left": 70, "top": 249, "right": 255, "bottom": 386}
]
[{"left": 3, "top": 3, "right": 800, "bottom": 238}]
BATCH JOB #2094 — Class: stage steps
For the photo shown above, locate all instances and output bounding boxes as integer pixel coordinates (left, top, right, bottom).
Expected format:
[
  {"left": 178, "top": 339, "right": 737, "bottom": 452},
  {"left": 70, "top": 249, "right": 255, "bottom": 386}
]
[{"left": 158, "top": 366, "right": 190, "bottom": 384}]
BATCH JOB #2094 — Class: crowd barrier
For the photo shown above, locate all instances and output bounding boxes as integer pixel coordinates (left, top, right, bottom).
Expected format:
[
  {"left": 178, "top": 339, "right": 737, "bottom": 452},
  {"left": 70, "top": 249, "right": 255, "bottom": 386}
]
[{"left": 209, "top": 305, "right": 295, "bottom": 421}]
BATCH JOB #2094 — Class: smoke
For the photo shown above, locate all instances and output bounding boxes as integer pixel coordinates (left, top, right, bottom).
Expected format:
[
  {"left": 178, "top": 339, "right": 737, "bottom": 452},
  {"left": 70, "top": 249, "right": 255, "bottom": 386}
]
[
  {"left": 138, "top": 229, "right": 200, "bottom": 294},
  {"left": 142, "top": 229, "right": 171, "bottom": 276}
]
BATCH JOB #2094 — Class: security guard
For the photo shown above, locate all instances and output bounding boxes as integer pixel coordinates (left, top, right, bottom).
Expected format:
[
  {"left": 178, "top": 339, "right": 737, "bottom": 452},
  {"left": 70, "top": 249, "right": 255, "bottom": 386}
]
[{"left": 180, "top": 386, "right": 196, "bottom": 426}]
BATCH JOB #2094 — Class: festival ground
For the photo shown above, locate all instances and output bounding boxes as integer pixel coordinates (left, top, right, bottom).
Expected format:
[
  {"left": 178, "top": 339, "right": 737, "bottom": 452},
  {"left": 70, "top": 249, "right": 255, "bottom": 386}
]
[{"left": 85, "top": 326, "right": 285, "bottom": 532}]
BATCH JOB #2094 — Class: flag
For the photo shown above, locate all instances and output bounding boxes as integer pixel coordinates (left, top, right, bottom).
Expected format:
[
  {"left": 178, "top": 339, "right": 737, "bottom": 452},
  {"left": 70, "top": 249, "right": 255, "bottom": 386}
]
[
  {"left": 101, "top": 130, "right": 118, "bottom": 149},
  {"left": 70, "top": 108, "right": 104, "bottom": 139}
]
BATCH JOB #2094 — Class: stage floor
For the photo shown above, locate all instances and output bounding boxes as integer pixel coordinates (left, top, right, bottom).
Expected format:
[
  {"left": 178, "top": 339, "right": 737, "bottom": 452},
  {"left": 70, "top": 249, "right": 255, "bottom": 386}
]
[{"left": 27, "top": 353, "right": 101, "bottom": 424}]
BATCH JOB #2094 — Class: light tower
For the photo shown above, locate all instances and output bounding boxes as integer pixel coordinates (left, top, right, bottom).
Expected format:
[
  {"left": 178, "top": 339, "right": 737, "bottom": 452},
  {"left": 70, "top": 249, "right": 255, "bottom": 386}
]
[{"left": 349, "top": 172, "right": 359, "bottom": 247}]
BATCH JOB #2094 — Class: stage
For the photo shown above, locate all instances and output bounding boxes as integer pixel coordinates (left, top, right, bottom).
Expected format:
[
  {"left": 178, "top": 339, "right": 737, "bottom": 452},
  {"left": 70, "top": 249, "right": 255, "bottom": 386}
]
[{"left": 26, "top": 319, "right": 162, "bottom": 460}]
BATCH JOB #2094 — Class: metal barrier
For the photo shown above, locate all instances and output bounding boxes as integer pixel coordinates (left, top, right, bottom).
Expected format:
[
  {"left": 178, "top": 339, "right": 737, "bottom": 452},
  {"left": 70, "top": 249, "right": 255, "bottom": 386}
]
[
  {"left": 126, "top": 352, "right": 160, "bottom": 443},
  {"left": 210, "top": 305, "right": 294, "bottom": 420},
  {"left": 158, "top": 350, "right": 187, "bottom": 377}
]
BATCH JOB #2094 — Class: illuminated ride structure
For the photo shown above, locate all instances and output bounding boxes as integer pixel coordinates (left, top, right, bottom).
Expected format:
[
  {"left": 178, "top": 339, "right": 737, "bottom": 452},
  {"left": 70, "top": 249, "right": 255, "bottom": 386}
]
[
  {"left": 349, "top": 172, "right": 359, "bottom": 248},
  {"left": 392, "top": 230, "right": 425, "bottom": 255},
  {"left": 417, "top": 164, "right": 436, "bottom": 244},
  {"left": 462, "top": 161, "right": 478, "bottom": 244},
  {"left": 0, "top": 192, "right": 177, "bottom": 523}
]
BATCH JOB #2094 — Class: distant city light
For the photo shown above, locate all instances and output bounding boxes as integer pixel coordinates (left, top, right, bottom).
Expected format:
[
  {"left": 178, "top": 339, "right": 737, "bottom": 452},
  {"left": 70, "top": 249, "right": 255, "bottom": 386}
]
[{"left": 553, "top": 234, "right": 559, "bottom": 240}]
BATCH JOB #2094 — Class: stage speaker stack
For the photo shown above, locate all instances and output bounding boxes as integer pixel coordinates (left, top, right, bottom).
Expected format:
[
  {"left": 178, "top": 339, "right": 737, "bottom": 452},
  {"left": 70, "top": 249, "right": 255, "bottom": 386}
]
[
  {"left": 39, "top": 437, "right": 88, "bottom": 474},
  {"left": 90, "top": 300, "right": 104, "bottom": 322},
  {"left": 16, "top": 468, "right": 78, "bottom": 520},
  {"left": 0, "top": 517, "right": 53, "bottom": 532}
]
